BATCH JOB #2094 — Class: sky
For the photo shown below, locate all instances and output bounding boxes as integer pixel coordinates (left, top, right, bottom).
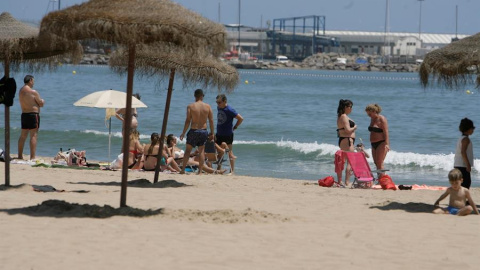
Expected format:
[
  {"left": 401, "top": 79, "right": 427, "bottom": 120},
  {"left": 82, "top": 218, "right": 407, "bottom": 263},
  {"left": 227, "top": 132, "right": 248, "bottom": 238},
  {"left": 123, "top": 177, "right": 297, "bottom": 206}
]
[{"left": 3, "top": 0, "right": 480, "bottom": 35}]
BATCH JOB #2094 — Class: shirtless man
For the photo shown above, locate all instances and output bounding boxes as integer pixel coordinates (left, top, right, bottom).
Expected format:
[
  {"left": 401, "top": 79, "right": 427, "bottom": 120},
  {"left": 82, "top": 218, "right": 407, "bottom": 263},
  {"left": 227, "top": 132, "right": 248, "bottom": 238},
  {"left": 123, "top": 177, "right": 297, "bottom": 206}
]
[
  {"left": 18, "top": 75, "right": 44, "bottom": 160},
  {"left": 179, "top": 89, "right": 214, "bottom": 174}
]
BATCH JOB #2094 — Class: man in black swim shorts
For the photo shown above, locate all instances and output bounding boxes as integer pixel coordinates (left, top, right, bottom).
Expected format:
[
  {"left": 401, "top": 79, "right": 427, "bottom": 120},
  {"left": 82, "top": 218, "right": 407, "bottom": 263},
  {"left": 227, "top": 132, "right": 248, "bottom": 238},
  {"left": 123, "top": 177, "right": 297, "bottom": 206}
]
[
  {"left": 18, "top": 75, "right": 45, "bottom": 160},
  {"left": 179, "top": 89, "right": 215, "bottom": 174}
]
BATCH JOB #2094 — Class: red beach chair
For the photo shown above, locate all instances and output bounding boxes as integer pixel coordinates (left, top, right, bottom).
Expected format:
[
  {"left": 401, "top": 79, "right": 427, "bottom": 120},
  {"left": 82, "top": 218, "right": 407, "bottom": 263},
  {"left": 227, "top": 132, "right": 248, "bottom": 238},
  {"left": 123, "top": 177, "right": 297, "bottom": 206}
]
[{"left": 344, "top": 151, "right": 386, "bottom": 189}]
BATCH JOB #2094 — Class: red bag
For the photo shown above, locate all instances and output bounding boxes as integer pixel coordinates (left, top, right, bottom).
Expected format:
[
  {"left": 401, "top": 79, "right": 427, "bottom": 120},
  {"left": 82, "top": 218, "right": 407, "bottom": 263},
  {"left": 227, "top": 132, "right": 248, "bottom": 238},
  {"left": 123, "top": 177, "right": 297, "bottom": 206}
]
[
  {"left": 318, "top": 176, "right": 335, "bottom": 187},
  {"left": 378, "top": 174, "right": 397, "bottom": 190}
]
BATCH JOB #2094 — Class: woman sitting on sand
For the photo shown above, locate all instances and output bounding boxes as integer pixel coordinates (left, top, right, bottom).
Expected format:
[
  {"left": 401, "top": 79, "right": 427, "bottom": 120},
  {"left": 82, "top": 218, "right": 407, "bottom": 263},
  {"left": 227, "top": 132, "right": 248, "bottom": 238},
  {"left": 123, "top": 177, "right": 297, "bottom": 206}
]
[
  {"left": 336, "top": 99, "right": 357, "bottom": 186},
  {"left": 138, "top": 133, "right": 180, "bottom": 172},
  {"left": 127, "top": 129, "right": 143, "bottom": 169}
]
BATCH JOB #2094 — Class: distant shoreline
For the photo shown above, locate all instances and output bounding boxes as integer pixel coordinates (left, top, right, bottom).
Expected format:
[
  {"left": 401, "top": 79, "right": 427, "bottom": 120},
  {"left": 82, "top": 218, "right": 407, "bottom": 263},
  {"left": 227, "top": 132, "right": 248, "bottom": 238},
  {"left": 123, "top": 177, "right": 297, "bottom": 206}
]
[{"left": 66, "top": 53, "right": 420, "bottom": 73}]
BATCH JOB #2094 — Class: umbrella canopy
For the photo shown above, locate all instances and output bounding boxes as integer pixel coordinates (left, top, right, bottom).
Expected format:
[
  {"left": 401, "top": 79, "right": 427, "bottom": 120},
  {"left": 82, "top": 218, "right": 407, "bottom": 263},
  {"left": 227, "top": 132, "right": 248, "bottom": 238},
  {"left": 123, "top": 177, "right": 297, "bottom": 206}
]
[
  {"left": 73, "top": 90, "right": 147, "bottom": 108},
  {"left": 40, "top": 0, "right": 227, "bottom": 56},
  {"left": 40, "top": 0, "right": 229, "bottom": 207},
  {"left": 109, "top": 44, "right": 239, "bottom": 91},
  {"left": 0, "top": 12, "right": 81, "bottom": 187},
  {"left": 0, "top": 12, "right": 82, "bottom": 71},
  {"left": 419, "top": 33, "right": 480, "bottom": 88}
]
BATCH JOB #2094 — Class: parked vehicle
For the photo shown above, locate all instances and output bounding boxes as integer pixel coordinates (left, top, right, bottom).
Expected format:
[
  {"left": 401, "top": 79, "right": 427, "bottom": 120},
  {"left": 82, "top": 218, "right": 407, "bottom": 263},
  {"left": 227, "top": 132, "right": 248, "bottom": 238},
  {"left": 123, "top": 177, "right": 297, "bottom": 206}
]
[{"left": 275, "top": 55, "right": 289, "bottom": 63}]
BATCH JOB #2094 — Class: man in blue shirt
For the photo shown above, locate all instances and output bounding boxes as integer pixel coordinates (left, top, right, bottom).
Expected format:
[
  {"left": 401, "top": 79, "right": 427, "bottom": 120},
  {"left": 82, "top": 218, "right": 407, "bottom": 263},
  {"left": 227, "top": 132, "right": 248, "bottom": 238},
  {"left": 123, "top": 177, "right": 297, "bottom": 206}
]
[{"left": 215, "top": 94, "right": 243, "bottom": 174}]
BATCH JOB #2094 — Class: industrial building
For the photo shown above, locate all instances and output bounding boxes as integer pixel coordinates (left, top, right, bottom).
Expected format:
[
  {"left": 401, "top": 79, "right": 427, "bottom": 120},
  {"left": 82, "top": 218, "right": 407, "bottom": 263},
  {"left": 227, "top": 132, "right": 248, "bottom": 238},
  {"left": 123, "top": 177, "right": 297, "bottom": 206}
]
[{"left": 224, "top": 16, "right": 469, "bottom": 61}]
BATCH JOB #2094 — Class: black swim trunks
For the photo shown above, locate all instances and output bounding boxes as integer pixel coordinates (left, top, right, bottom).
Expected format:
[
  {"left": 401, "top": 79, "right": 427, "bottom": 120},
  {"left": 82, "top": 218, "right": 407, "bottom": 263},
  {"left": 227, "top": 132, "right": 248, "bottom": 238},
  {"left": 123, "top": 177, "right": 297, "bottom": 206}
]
[
  {"left": 216, "top": 134, "right": 234, "bottom": 145},
  {"left": 21, "top": 112, "right": 40, "bottom": 129},
  {"left": 205, "top": 140, "right": 215, "bottom": 154},
  {"left": 186, "top": 129, "right": 208, "bottom": 147}
]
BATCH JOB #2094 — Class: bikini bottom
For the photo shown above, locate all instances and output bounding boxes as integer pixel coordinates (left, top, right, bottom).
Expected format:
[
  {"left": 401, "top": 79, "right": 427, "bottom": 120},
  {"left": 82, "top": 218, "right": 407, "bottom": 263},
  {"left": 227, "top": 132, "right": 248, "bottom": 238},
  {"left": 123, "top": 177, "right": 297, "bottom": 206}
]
[
  {"left": 338, "top": 137, "right": 355, "bottom": 147},
  {"left": 371, "top": 140, "right": 386, "bottom": 150}
]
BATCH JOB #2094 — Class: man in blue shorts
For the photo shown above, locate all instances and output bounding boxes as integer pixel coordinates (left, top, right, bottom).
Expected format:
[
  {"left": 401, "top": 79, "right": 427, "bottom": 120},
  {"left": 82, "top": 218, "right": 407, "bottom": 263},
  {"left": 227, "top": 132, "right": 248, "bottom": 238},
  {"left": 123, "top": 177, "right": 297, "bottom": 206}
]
[
  {"left": 215, "top": 94, "right": 243, "bottom": 174},
  {"left": 179, "top": 89, "right": 214, "bottom": 174}
]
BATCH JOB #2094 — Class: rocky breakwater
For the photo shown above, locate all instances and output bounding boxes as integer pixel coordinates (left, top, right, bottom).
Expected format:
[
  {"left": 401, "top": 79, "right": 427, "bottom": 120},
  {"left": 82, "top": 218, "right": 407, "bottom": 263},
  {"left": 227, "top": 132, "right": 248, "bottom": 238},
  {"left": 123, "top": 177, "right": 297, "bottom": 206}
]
[
  {"left": 61, "top": 53, "right": 110, "bottom": 65},
  {"left": 298, "top": 53, "right": 420, "bottom": 72}
]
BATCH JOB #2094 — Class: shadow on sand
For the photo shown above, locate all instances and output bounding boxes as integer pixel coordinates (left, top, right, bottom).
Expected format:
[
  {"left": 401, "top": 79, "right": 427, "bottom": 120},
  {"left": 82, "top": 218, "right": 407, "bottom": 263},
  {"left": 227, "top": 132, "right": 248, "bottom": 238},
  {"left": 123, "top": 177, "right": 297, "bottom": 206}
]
[
  {"left": 67, "top": 179, "right": 191, "bottom": 188},
  {"left": 369, "top": 201, "right": 435, "bottom": 213},
  {"left": 0, "top": 199, "right": 163, "bottom": 218},
  {"left": 0, "top": 183, "right": 89, "bottom": 193}
]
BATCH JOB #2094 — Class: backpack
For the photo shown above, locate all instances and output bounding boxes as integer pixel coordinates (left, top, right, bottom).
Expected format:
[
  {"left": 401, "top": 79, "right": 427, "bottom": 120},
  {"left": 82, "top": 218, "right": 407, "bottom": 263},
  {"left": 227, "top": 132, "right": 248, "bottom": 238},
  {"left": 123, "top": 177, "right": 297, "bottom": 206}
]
[
  {"left": 378, "top": 174, "right": 397, "bottom": 190},
  {"left": 318, "top": 176, "right": 335, "bottom": 187}
]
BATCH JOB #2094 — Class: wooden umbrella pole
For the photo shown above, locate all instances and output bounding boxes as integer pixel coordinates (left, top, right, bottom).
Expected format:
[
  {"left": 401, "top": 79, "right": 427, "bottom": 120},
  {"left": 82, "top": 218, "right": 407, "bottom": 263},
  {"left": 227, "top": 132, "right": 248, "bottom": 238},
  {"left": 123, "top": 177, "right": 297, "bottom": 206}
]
[
  {"left": 154, "top": 68, "right": 176, "bottom": 183},
  {"left": 120, "top": 45, "right": 136, "bottom": 207},
  {"left": 4, "top": 58, "right": 10, "bottom": 186}
]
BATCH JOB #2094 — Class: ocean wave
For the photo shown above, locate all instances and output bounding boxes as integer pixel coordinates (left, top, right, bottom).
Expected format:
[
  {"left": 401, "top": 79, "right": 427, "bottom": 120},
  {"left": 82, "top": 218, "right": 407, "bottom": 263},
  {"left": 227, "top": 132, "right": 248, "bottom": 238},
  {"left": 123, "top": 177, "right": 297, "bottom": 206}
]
[
  {"left": 78, "top": 131, "right": 475, "bottom": 172},
  {"left": 236, "top": 139, "right": 472, "bottom": 172},
  {"left": 83, "top": 130, "right": 151, "bottom": 140}
]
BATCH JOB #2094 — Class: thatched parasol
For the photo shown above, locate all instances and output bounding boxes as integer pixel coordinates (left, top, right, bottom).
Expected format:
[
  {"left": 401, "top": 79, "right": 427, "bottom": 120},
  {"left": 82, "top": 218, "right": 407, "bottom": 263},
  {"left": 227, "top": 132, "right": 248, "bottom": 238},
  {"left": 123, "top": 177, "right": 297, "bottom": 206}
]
[
  {"left": 40, "top": 0, "right": 229, "bottom": 207},
  {"left": 419, "top": 33, "right": 480, "bottom": 88},
  {"left": 109, "top": 44, "right": 238, "bottom": 182},
  {"left": 0, "top": 12, "right": 82, "bottom": 186}
]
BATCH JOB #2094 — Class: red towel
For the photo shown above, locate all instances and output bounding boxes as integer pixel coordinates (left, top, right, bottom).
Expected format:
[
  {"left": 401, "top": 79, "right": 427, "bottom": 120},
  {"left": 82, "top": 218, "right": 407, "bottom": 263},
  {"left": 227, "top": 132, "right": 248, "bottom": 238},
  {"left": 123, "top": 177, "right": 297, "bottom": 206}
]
[{"left": 334, "top": 150, "right": 345, "bottom": 175}]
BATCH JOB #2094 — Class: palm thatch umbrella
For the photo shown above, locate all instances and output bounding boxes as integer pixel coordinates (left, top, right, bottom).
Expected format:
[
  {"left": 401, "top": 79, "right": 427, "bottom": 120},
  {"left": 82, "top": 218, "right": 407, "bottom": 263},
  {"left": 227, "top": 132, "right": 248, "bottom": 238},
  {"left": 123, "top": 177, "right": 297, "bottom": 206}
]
[
  {"left": 40, "top": 0, "right": 229, "bottom": 207},
  {"left": 109, "top": 44, "right": 238, "bottom": 182},
  {"left": 419, "top": 33, "right": 480, "bottom": 88},
  {"left": 0, "top": 12, "right": 82, "bottom": 186}
]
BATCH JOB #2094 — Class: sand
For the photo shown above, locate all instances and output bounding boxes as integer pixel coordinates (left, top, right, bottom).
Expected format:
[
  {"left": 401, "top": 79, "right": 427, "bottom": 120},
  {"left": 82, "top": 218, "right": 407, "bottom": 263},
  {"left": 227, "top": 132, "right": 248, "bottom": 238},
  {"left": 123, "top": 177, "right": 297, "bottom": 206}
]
[{"left": 1, "top": 159, "right": 480, "bottom": 270}]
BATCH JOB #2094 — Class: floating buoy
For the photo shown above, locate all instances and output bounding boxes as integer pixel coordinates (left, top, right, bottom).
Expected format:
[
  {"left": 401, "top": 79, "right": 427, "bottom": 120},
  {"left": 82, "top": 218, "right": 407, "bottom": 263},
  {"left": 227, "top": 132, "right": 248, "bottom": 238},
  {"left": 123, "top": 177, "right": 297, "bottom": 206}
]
[
  {"left": 466, "top": 90, "right": 471, "bottom": 94},
  {"left": 72, "top": 70, "right": 77, "bottom": 74},
  {"left": 244, "top": 80, "right": 249, "bottom": 84}
]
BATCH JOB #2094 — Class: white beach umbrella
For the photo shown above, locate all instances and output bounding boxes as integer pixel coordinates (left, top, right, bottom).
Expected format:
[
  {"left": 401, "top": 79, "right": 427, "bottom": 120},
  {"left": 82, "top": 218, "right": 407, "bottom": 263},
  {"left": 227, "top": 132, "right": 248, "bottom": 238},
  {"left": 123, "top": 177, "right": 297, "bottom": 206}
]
[
  {"left": 73, "top": 90, "right": 147, "bottom": 159},
  {"left": 73, "top": 90, "right": 147, "bottom": 108}
]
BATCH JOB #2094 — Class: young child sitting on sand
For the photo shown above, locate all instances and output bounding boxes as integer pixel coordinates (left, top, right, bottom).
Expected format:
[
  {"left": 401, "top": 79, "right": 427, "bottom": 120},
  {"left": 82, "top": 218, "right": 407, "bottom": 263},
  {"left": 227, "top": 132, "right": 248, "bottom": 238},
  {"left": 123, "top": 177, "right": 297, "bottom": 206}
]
[{"left": 433, "top": 168, "right": 479, "bottom": 216}]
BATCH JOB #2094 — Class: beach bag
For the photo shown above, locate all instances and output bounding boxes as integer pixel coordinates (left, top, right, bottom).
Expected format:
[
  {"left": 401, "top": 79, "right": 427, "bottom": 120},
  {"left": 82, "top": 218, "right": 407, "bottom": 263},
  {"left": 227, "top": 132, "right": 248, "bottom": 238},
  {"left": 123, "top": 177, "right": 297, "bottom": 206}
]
[
  {"left": 318, "top": 176, "right": 335, "bottom": 187},
  {"left": 110, "top": 153, "right": 123, "bottom": 169},
  {"left": 378, "top": 174, "right": 397, "bottom": 190},
  {"left": 0, "top": 76, "right": 17, "bottom": 107}
]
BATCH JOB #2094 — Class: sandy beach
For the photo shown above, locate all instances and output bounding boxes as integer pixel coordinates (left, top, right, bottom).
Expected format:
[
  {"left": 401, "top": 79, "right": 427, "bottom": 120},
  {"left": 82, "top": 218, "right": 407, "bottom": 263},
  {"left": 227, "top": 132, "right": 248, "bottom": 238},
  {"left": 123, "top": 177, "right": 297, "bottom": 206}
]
[{"left": 1, "top": 160, "right": 479, "bottom": 270}]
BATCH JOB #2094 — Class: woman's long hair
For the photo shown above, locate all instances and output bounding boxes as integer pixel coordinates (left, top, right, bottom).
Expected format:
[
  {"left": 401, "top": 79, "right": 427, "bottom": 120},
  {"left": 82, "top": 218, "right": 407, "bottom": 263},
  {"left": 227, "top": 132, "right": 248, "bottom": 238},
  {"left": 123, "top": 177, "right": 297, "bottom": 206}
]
[
  {"left": 337, "top": 99, "right": 353, "bottom": 117},
  {"left": 166, "top": 134, "right": 175, "bottom": 147},
  {"left": 148, "top": 133, "right": 160, "bottom": 155}
]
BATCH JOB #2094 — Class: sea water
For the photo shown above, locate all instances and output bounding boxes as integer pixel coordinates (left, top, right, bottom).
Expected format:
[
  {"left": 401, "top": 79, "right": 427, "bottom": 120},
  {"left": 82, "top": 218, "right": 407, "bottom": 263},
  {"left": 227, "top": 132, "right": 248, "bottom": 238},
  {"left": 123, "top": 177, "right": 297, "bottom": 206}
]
[{"left": 1, "top": 65, "right": 479, "bottom": 186}]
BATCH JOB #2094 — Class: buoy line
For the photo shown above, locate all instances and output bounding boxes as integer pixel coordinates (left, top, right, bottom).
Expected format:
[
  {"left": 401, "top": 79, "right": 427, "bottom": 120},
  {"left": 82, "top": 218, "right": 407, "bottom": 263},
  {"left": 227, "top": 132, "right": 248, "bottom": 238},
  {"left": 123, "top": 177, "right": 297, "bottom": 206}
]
[{"left": 239, "top": 70, "right": 418, "bottom": 81}]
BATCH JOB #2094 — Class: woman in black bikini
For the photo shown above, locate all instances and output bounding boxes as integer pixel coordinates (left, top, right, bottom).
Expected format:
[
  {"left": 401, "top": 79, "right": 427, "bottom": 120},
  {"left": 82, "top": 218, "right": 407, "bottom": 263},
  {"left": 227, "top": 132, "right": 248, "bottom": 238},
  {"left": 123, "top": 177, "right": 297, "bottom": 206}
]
[
  {"left": 137, "top": 133, "right": 181, "bottom": 172},
  {"left": 366, "top": 104, "right": 389, "bottom": 174},
  {"left": 337, "top": 99, "right": 357, "bottom": 186}
]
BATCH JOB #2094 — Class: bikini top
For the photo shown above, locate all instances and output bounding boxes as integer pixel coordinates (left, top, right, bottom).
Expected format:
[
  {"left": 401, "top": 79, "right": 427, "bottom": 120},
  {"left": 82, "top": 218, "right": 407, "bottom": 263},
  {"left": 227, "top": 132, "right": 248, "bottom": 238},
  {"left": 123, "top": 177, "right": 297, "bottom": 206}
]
[
  {"left": 337, "top": 119, "right": 356, "bottom": 137},
  {"left": 349, "top": 120, "right": 355, "bottom": 128},
  {"left": 368, "top": 126, "right": 383, "bottom": 133}
]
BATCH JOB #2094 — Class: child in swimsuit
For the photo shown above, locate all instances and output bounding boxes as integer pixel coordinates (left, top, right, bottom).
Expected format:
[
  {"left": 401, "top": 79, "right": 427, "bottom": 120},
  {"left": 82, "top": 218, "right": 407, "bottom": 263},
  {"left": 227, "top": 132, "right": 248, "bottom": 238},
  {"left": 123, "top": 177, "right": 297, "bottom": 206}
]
[{"left": 433, "top": 168, "right": 479, "bottom": 216}]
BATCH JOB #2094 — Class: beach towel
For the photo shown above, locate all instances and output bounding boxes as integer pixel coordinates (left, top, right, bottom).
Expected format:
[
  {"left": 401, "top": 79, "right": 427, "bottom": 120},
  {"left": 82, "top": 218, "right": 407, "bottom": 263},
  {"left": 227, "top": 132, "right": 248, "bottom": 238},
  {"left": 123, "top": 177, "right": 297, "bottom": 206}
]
[{"left": 334, "top": 150, "right": 345, "bottom": 175}]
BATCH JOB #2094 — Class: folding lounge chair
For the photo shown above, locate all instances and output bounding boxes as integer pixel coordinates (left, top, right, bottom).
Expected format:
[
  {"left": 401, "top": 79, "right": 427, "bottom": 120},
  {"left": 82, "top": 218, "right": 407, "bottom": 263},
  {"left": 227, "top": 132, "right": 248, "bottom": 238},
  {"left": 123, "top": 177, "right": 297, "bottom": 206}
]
[
  {"left": 205, "top": 141, "right": 230, "bottom": 171},
  {"left": 343, "top": 151, "right": 385, "bottom": 189}
]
